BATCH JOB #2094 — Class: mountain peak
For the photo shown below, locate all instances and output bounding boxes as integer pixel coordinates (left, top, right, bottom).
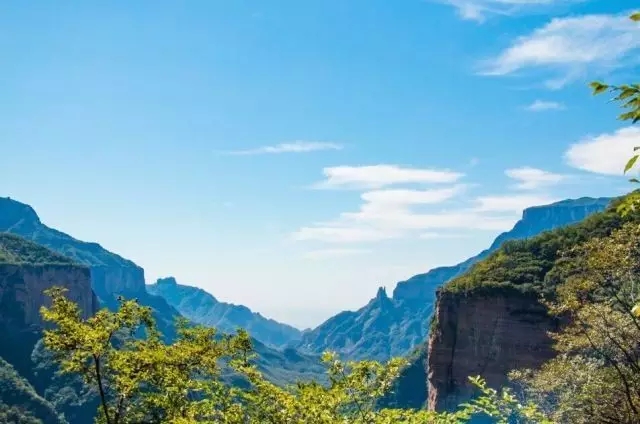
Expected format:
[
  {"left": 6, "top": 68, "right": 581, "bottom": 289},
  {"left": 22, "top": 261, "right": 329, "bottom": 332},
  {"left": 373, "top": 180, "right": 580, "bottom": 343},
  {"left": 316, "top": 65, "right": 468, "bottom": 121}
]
[
  {"left": 0, "top": 197, "right": 41, "bottom": 232},
  {"left": 376, "top": 286, "right": 388, "bottom": 300},
  {"left": 156, "top": 277, "right": 178, "bottom": 286}
]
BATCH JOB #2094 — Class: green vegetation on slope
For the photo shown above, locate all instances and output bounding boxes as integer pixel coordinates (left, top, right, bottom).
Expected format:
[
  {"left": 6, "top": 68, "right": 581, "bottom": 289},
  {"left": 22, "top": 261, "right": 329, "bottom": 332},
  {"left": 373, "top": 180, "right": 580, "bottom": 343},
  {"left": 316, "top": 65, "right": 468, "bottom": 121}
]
[
  {"left": 443, "top": 195, "right": 635, "bottom": 296},
  {"left": 0, "top": 233, "right": 77, "bottom": 266},
  {"left": 0, "top": 198, "right": 136, "bottom": 270},
  {"left": 0, "top": 356, "right": 66, "bottom": 424},
  {"left": 510, "top": 222, "right": 640, "bottom": 422}
]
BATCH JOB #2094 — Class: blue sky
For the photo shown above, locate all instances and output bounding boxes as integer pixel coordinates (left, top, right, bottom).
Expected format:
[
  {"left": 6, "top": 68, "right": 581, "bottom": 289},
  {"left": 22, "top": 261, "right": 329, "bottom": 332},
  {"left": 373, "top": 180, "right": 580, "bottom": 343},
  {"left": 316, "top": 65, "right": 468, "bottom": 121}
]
[{"left": 1, "top": 0, "right": 639, "bottom": 328}]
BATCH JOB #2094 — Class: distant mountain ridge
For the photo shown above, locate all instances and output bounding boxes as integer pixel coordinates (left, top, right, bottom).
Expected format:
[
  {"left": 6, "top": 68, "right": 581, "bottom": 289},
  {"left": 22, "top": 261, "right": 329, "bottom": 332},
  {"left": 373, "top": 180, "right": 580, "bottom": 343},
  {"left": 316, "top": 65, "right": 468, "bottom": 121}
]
[
  {"left": 148, "top": 277, "right": 302, "bottom": 348},
  {"left": 297, "top": 196, "right": 612, "bottom": 362},
  {"left": 0, "top": 196, "right": 326, "bottom": 394},
  {"left": 392, "top": 196, "right": 612, "bottom": 301}
]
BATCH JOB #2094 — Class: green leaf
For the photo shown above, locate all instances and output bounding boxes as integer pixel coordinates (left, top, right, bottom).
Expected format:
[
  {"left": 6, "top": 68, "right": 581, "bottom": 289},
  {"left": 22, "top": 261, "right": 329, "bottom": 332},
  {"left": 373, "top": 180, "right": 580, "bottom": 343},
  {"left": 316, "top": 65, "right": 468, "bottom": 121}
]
[
  {"left": 631, "top": 12, "right": 640, "bottom": 22},
  {"left": 590, "top": 81, "right": 609, "bottom": 95},
  {"left": 629, "top": 178, "right": 640, "bottom": 184},
  {"left": 624, "top": 155, "right": 639, "bottom": 174}
]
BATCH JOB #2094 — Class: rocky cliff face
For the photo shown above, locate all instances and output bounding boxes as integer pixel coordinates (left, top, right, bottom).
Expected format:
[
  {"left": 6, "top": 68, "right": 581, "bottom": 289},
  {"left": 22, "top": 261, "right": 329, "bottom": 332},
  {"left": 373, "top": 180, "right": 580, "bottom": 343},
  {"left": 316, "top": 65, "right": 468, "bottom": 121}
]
[
  {"left": 0, "top": 264, "right": 96, "bottom": 327},
  {"left": 0, "top": 232, "right": 99, "bottom": 401},
  {"left": 0, "top": 197, "right": 146, "bottom": 297},
  {"left": 90, "top": 265, "right": 145, "bottom": 298},
  {"left": 427, "top": 289, "right": 558, "bottom": 411}
]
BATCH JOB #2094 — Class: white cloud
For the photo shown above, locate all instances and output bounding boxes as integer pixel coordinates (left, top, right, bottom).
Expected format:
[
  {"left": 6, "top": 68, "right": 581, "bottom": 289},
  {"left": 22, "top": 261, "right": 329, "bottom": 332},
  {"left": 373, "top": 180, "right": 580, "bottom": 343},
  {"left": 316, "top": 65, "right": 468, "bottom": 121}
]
[
  {"left": 475, "top": 194, "right": 559, "bottom": 212},
  {"left": 565, "top": 126, "right": 640, "bottom": 176},
  {"left": 292, "top": 226, "right": 398, "bottom": 243},
  {"left": 505, "top": 167, "right": 567, "bottom": 190},
  {"left": 341, "top": 208, "right": 518, "bottom": 231},
  {"left": 303, "top": 248, "right": 371, "bottom": 260},
  {"left": 293, "top": 189, "right": 517, "bottom": 244},
  {"left": 420, "top": 232, "right": 468, "bottom": 239},
  {"left": 525, "top": 100, "right": 566, "bottom": 111},
  {"left": 313, "top": 165, "right": 464, "bottom": 190},
  {"left": 294, "top": 165, "right": 563, "bottom": 244},
  {"left": 293, "top": 210, "right": 519, "bottom": 244},
  {"left": 360, "top": 186, "right": 466, "bottom": 206},
  {"left": 438, "top": 0, "right": 579, "bottom": 22},
  {"left": 481, "top": 12, "right": 640, "bottom": 87},
  {"left": 227, "top": 141, "right": 343, "bottom": 155}
]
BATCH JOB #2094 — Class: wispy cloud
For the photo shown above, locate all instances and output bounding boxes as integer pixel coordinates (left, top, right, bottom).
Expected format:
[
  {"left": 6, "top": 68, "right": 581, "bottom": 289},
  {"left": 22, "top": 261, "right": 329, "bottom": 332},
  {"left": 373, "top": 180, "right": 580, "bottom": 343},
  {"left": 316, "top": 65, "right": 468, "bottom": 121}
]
[
  {"left": 293, "top": 226, "right": 398, "bottom": 243},
  {"left": 293, "top": 179, "right": 518, "bottom": 244},
  {"left": 360, "top": 186, "right": 466, "bottom": 206},
  {"left": 293, "top": 162, "right": 568, "bottom": 245},
  {"left": 419, "top": 232, "right": 468, "bottom": 240},
  {"left": 226, "top": 141, "right": 343, "bottom": 155},
  {"left": 525, "top": 100, "right": 566, "bottom": 111},
  {"left": 565, "top": 126, "right": 640, "bottom": 176},
  {"left": 293, "top": 211, "right": 518, "bottom": 244},
  {"left": 437, "top": 0, "right": 580, "bottom": 22},
  {"left": 303, "top": 248, "right": 371, "bottom": 260},
  {"left": 474, "top": 194, "right": 560, "bottom": 212},
  {"left": 481, "top": 12, "right": 640, "bottom": 87},
  {"left": 505, "top": 167, "right": 567, "bottom": 190},
  {"left": 313, "top": 165, "right": 464, "bottom": 190}
]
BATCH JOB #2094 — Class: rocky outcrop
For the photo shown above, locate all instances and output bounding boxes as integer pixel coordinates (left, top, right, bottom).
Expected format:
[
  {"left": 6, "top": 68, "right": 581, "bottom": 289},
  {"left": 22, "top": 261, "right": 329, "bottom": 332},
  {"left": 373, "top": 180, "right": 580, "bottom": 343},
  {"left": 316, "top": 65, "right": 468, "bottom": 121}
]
[
  {"left": 0, "top": 264, "right": 97, "bottom": 327},
  {"left": 0, "top": 233, "right": 99, "bottom": 404},
  {"left": 427, "top": 288, "right": 558, "bottom": 412},
  {"left": 90, "top": 265, "right": 145, "bottom": 298}
]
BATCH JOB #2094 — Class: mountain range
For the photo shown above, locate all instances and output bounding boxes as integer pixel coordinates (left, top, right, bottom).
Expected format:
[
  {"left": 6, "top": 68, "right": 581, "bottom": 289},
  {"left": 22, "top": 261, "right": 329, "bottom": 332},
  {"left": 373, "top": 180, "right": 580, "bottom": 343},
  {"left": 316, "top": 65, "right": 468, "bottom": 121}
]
[
  {"left": 295, "top": 196, "right": 612, "bottom": 362},
  {"left": 0, "top": 195, "right": 615, "bottom": 421},
  {"left": 147, "top": 277, "right": 302, "bottom": 348},
  {"left": 0, "top": 197, "right": 325, "bottom": 389}
]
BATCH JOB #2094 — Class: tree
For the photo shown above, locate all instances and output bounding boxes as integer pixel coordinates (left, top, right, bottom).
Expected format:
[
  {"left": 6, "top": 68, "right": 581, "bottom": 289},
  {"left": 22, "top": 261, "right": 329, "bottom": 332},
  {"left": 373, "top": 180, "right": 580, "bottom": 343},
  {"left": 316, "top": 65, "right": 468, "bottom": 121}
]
[
  {"left": 41, "top": 287, "right": 250, "bottom": 424},
  {"left": 41, "top": 287, "right": 550, "bottom": 423},
  {"left": 590, "top": 12, "right": 640, "bottom": 218},
  {"left": 511, "top": 223, "right": 640, "bottom": 423}
]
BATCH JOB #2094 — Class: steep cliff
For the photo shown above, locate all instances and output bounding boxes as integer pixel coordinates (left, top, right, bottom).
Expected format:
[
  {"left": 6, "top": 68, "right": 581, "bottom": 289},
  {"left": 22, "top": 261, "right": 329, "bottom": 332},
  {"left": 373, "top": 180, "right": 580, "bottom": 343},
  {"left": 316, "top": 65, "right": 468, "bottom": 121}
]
[
  {"left": 0, "top": 233, "right": 97, "bottom": 340},
  {"left": 0, "top": 197, "right": 145, "bottom": 298},
  {"left": 427, "top": 289, "right": 557, "bottom": 411},
  {"left": 426, "top": 196, "right": 633, "bottom": 411},
  {"left": 148, "top": 277, "right": 302, "bottom": 348},
  {"left": 0, "top": 233, "right": 98, "bottom": 423},
  {"left": 299, "top": 197, "right": 610, "bottom": 362}
]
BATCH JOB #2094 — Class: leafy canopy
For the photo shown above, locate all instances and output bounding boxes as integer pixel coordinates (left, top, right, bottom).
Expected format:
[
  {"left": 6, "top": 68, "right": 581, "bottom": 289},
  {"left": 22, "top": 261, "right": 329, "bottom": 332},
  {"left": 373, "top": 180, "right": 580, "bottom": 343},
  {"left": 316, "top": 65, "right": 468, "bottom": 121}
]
[{"left": 41, "top": 288, "right": 550, "bottom": 423}]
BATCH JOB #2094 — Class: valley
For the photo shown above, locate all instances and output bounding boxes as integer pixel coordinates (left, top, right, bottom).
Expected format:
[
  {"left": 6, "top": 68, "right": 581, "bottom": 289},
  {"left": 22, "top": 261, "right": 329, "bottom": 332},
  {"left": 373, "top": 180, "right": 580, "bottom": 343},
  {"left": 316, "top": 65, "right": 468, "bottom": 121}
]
[{"left": 0, "top": 194, "right": 620, "bottom": 421}]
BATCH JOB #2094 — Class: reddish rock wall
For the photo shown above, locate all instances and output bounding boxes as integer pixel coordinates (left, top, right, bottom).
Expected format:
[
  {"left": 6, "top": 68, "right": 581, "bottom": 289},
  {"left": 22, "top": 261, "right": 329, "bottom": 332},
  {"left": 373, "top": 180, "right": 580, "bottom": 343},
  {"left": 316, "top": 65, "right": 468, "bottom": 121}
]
[
  {"left": 0, "top": 264, "right": 97, "bottom": 328},
  {"left": 427, "top": 288, "right": 558, "bottom": 411}
]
